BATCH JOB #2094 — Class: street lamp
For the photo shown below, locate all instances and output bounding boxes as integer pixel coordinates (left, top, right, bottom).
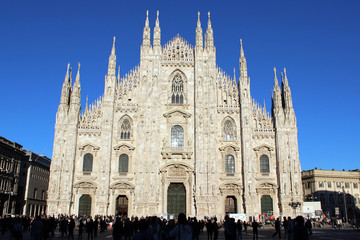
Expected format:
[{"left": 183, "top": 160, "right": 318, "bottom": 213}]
[{"left": 289, "top": 201, "right": 301, "bottom": 216}]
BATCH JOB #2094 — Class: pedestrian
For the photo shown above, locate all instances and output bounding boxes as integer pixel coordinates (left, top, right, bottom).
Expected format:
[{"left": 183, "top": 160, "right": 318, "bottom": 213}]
[
  {"left": 93, "top": 218, "right": 98, "bottom": 237},
  {"left": 68, "top": 218, "right": 75, "bottom": 240},
  {"left": 31, "top": 216, "right": 44, "bottom": 240},
  {"left": 272, "top": 217, "right": 281, "bottom": 238},
  {"left": 169, "top": 213, "right": 192, "bottom": 240},
  {"left": 213, "top": 220, "right": 219, "bottom": 240},
  {"left": 133, "top": 219, "right": 154, "bottom": 240},
  {"left": 251, "top": 220, "right": 259, "bottom": 240},
  {"left": 305, "top": 219, "right": 312, "bottom": 236},
  {"left": 206, "top": 219, "right": 213, "bottom": 240},
  {"left": 293, "top": 216, "right": 308, "bottom": 240},
  {"left": 86, "top": 218, "right": 94, "bottom": 240},
  {"left": 78, "top": 219, "right": 84, "bottom": 240},
  {"left": 236, "top": 220, "right": 242, "bottom": 240}
]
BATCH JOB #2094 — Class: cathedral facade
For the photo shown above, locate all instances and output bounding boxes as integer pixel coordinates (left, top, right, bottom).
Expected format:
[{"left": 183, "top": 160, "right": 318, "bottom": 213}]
[{"left": 47, "top": 11, "right": 303, "bottom": 219}]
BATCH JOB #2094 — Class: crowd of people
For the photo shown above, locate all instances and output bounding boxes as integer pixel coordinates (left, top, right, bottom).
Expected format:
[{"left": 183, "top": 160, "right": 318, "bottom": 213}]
[{"left": 0, "top": 213, "right": 348, "bottom": 240}]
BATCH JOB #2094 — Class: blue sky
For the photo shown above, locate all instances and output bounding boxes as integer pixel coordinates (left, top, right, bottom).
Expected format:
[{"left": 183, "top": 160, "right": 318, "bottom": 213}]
[{"left": 0, "top": 0, "right": 359, "bottom": 171}]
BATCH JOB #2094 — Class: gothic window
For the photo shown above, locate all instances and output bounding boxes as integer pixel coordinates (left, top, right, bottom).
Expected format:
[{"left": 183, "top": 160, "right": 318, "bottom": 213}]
[
  {"left": 225, "top": 155, "right": 235, "bottom": 174},
  {"left": 83, "top": 153, "right": 93, "bottom": 172},
  {"left": 120, "top": 118, "right": 131, "bottom": 140},
  {"left": 119, "top": 154, "right": 129, "bottom": 173},
  {"left": 223, "top": 120, "right": 235, "bottom": 140},
  {"left": 171, "top": 125, "right": 184, "bottom": 147},
  {"left": 171, "top": 74, "right": 184, "bottom": 104},
  {"left": 260, "top": 155, "right": 270, "bottom": 173}
]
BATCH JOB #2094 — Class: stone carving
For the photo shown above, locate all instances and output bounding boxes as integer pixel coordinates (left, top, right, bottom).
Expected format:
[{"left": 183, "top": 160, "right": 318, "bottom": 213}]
[{"left": 169, "top": 167, "right": 186, "bottom": 176}]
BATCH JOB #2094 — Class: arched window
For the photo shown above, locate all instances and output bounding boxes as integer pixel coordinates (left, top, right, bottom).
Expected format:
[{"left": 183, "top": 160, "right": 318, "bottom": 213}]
[
  {"left": 119, "top": 154, "right": 129, "bottom": 173},
  {"left": 225, "top": 155, "right": 235, "bottom": 174},
  {"left": 223, "top": 120, "right": 235, "bottom": 140},
  {"left": 260, "top": 155, "right": 270, "bottom": 173},
  {"left": 120, "top": 118, "right": 131, "bottom": 140},
  {"left": 171, "top": 125, "right": 184, "bottom": 147},
  {"left": 171, "top": 74, "right": 184, "bottom": 104},
  {"left": 83, "top": 153, "right": 93, "bottom": 172}
]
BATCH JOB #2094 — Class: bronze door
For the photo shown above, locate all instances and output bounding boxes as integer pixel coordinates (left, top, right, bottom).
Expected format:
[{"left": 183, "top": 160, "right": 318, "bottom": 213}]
[
  {"left": 79, "top": 195, "right": 92, "bottom": 216},
  {"left": 167, "top": 183, "right": 186, "bottom": 217},
  {"left": 225, "top": 196, "right": 237, "bottom": 214},
  {"left": 116, "top": 195, "right": 128, "bottom": 217},
  {"left": 261, "top": 195, "right": 273, "bottom": 215}
]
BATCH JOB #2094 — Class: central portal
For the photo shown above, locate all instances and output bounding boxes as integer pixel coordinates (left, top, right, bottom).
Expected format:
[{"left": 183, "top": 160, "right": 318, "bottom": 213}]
[
  {"left": 167, "top": 183, "right": 186, "bottom": 217},
  {"left": 116, "top": 195, "right": 128, "bottom": 217}
]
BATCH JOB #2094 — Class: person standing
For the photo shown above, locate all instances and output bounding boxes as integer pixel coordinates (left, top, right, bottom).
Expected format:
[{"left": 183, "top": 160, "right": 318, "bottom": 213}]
[
  {"left": 206, "top": 219, "right": 213, "bottom": 240},
  {"left": 272, "top": 218, "right": 281, "bottom": 238},
  {"left": 236, "top": 220, "right": 243, "bottom": 240},
  {"left": 169, "top": 213, "right": 192, "bottom": 240},
  {"left": 68, "top": 218, "right": 75, "bottom": 240},
  {"left": 251, "top": 220, "right": 259, "bottom": 240},
  {"left": 86, "top": 219, "right": 94, "bottom": 240}
]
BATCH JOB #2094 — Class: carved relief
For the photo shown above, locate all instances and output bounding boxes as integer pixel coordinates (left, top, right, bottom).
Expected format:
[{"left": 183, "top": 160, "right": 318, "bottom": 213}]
[{"left": 169, "top": 167, "right": 186, "bottom": 176}]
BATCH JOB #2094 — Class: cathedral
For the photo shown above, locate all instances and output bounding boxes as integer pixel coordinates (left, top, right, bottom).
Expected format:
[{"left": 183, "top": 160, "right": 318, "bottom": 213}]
[{"left": 47, "top": 11, "right": 303, "bottom": 219}]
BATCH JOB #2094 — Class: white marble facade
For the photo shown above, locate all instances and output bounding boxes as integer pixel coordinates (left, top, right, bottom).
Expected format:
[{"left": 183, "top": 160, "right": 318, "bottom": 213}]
[{"left": 47, "top": 11, "right": 303, "bottom": 219}]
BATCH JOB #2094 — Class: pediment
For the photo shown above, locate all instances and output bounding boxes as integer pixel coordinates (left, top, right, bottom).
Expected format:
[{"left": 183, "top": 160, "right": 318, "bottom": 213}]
[
  {"left": 113, "top": 143, "right": 135, "bottom": 151},
  {"left": 257, "top": 182, "right": 277, "bottom": 189},
  {"left": 110, "top": 181, "right": 135, "bottom": 190},
  {"left": 78, "top": 143, "right": 100, "bottom": 151},
  {"left": 74, "top": 181, "right": 97, "bottom": 189},
  {"left": 163, "top": 109, "right": 191, "bottom": 118},
  {"left": 253, "top": 144, "right": 274, "bottom": 151},
  {"left": 219, "top": 144, "right": 240, "bottom": 152}
]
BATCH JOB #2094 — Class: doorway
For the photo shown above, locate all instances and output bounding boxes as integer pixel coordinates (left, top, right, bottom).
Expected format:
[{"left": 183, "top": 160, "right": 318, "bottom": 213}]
[{"left": 167, "top": 183, "right": 186, "bottom": 217}]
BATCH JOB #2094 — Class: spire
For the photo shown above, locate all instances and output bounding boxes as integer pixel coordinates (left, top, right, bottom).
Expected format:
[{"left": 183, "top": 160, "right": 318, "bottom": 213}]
[
  {"left": 60, "top": 63, "right": 71, "bottom": 105},
  {"left": 70, "top": 63, "right": 81, "bottom": 105},
  {"left": 282, "top": 68, "right": 293, "bottom": 109},
  {"left": 195, "top": 11, "right": 203, "bottom": 50},
  {"left": 239, "top": 39, "right": 248, "bottom": 80},
  {"left": 107, "top": 37, "right": 116, "bottom": 76},
  {"left": 205, "top": 11, "right": 214, "bottom": 49},
  {"left": 153, "top": 10, "right": 161, "bottom": 47},
  {"left": 85, "top": 95, "right": 89, "bottom": 114},
  {"left": 283, "top": 67, "right": 289, "bottom": 86},
  {"left": 274, "top": 67, "right": 279, "bottom": 86},
  {"left": 233, "top": 67, "right": 236, "bottom": 81},
  {"left": 111, "top": 36, "right": 115, "bottom": 56},
  {"left": 117, "top": 66, "right": 120, "bottom": 82},
  {"left": 75, "top": 62, "right": 80, "bottom": 83},
  {"left": 142, "top": 10, "right": 151, "bottom": 46}
]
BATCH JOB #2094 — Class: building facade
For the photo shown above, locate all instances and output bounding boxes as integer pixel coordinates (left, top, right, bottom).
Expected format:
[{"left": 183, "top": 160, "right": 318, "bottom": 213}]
[
  {"left": 0, "top": 137, "right": 23, "bottom": 216},
  {"left": 17, "top": 151, "right": 51, "bottom": 217},
  {"left": 302, "top": 168, "right": 360, "bottom": 220},
  {"left": 48, "top": 11, "right": 303, "bottom": 219}
]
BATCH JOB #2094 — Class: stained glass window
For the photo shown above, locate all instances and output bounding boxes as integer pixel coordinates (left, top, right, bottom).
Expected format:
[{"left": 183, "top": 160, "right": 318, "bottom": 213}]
[
  {"left": 225, "top": 155, "right": 235, "bottom": 174},
  {"left": 119, "top": 154, "right": 129, "bottom": 173}
]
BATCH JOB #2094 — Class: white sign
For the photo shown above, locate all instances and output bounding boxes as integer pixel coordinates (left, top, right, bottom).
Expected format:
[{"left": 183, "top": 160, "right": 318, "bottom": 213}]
[{"left": 228, "top": 213, "right": 247, "bottom": 222}]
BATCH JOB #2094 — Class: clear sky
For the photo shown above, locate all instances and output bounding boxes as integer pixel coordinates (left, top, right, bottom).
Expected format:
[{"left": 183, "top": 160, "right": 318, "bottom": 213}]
[{"left": 0, "top": 0, "right": 359, "bottom": 171}]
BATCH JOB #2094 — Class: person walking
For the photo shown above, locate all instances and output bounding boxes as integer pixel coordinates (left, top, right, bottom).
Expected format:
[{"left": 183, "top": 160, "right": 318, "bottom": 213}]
[
  {"left": 236, "top": 220, "right": 243, "bottom": 240},
  {"left": 272, "top": 218, "right": 281, "bottom": 238}
]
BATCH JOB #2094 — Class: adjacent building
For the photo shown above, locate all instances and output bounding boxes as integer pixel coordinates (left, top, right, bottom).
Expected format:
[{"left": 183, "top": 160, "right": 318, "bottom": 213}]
[
  {"left": 0, "top": 136, "right": 24, "bottom": 216},
  {"left": 48, "top": 11, "right": 303, "bottom": 219},
  {"left": 0, "top": 136, "right": 51, "bottom": 217},
  {"left": 18, "top": 151, "right": 51, "bottom": 217},
  {"left": 302, "top": 168, "right": 360, "bottom": 220}
]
